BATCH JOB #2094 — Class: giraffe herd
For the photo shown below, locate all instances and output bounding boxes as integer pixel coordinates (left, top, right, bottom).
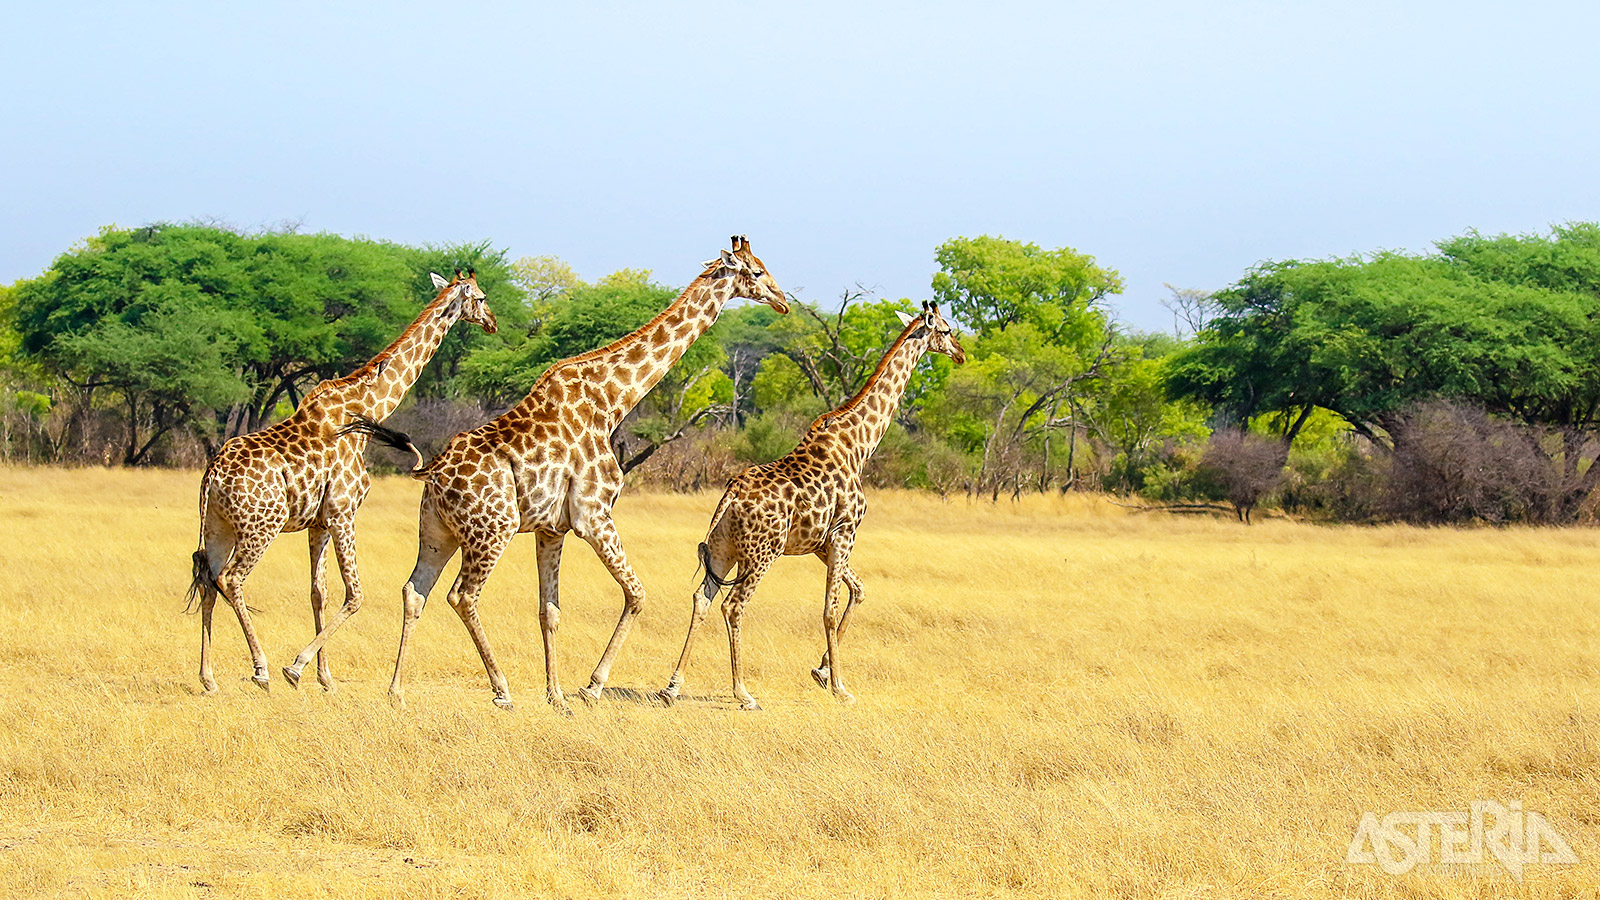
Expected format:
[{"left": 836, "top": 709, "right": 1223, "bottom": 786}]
[{"left": 187, "top": 236, "right": 966, "bottom": 711}]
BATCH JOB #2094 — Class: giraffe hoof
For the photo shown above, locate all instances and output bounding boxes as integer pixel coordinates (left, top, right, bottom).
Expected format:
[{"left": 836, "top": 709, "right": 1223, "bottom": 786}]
[
  {"left": 574, "top": 685, "right": 602, "bottom": 706},
  {"left": 657, "top": 689, "right": 678, "bottom": 708},
  {"left": 281, "top": 666, "right": 301, "bottom": 689},
  {"left": 387, "top": 690, "right": 406, "bottom": 709},
  {"left": 491, "top": 696, "right": 515, "bottom": 712},
  {"left": 832, "top": 689, "right": 856, "bottom": 706},
  {"left": 320, "top": 679, "right": 337, "bottom": 694},
  {"left": 739, "top": 698, "right": 763, "bottom": 712},
  {"left": 247, "top": 675, "right": 270, "bottom": 693},
  {"left": 810, "top": 667, "right": 830, "bottom": 689}
]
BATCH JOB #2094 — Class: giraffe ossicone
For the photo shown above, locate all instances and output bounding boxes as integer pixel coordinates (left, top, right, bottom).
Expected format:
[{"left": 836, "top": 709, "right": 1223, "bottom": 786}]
[{"left": 659, "top": 303, "right": 966, "bottom": 710}]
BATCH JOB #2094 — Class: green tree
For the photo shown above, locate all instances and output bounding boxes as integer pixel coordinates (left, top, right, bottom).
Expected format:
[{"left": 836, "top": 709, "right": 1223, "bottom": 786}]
[
  {"left": 8, "top": 223, "right": 525, "bottom": 462},
  {"left": 1166, "top": 224, "right": 1600, "bottom": 519},
  {"left": 932, "top": 235, "right": 1122, "bottom": 340},
  {"left": 926, "top": 236, "right": 1124, "bottom": 495}
]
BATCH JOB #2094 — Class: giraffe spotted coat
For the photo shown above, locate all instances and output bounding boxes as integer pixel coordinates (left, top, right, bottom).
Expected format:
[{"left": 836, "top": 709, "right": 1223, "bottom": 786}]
[
  {"left": 388, "top": 237, "right": 790, "bottom": 712},
  {"left": 660, "top": 303, "right": 966, "bottom": 710},
  {"left": 188, "top": 271, "right": 495, "bottom": 694}
]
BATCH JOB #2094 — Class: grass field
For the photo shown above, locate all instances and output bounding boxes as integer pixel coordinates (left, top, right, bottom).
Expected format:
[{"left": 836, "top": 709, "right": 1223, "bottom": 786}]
[{"left": 0, "top": 466, "right": 1596, "bottom": 898}]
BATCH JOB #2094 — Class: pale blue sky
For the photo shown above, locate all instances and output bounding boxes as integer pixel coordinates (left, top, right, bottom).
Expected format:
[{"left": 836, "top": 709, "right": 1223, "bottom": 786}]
[{"left": 4, "top": 1, "right": 1597, "bottom": 331}]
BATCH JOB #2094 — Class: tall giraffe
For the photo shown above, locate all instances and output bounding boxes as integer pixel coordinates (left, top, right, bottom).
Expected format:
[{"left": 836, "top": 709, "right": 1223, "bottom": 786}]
[
  {"left": 185, "top": 270, "right": 496, "bottom": 694},
  {"left": 659, "top": 302, "right": 965, "bottom": 710},
  {"left": 384, "top": 236, "right": 789, "bottom": 712}
]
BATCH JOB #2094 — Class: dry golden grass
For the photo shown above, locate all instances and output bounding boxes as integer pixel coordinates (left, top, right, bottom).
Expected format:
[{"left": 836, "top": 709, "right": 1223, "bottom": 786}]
[{"left": 0, "top": 466, "right": 1596, "bottom": 898}]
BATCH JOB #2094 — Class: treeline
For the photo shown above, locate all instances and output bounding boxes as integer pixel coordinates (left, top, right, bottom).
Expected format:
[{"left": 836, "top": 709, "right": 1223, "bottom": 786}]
[{"left": 5, "top": 222, "right": 1600, "bottom": 524}]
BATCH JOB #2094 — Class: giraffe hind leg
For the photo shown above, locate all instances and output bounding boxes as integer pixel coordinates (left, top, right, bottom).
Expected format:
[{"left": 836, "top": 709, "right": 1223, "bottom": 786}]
[
  {"left": 217, "top": 529, "right": 275, "bottom": 691},
  {"left": 659, "top": 541, "right": 736, "bottom": 706},
  {"left": 195, "top": 526, "right": 234, "bottom": 695},
  {"left": 390, "top": 494, "right": 460, "bottom": 707}
]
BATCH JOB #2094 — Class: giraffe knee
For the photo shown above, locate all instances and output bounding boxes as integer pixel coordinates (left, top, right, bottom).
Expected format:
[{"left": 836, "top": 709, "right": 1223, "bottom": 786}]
[
  {"left": 623, "top": 586, "right": 644, "bottom": 616},
  {"left": 341, "top": 593, "right": 362, "bottom": 614},
  {"left": 540, "top": 601, "right": 561, "bottom": 631}
]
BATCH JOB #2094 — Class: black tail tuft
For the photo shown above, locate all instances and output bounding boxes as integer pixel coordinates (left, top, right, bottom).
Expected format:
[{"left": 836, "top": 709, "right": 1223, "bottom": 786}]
[
  {"left": 341, "top": 415, "right": 424, "bottom": 470},
  {"left": 184, "top": 549, "right": 213, "bottom": 614},
  {"left": 697, "top": 541, "right": 749, "bottom": 593}
]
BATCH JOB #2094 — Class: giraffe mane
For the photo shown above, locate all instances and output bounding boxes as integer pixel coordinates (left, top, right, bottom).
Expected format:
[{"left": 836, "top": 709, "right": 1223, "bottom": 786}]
[
  {"left": 349, "top": 284, "right": 460, "bottom": 381},
  {"left": 811, "top": 318, "right": 922, "bottom": 428},
  {"left": 523, "top": 267, "right": 722, "bottom": 393}
]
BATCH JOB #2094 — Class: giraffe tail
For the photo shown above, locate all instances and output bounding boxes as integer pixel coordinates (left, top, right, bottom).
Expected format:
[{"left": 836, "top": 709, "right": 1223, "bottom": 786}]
[
  {"left": 696, "top": 490, "right": 750, "bottom": 594},
  {"left": 185, "top": 470, "right": 217, "bottom": 614},
  {"left": 340, "top": 415, "right": 425, "bottom": 472},
  {"left": 184, "top": 549, "right": 215, "bottom": 614},
  {"left": 696, "top": 541, "right": 748, "bottom": 595}
]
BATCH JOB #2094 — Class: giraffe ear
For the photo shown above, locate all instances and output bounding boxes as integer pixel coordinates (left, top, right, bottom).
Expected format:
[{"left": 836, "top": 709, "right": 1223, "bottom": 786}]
[
  {"left": 430, "top": 272, "right": 449, "bottom": 290},
  {"left": 896, "top": 310, "right": 917, "bottom": 327},
  {"left": 719, "top": 249, "right": 741, "bottom": 270}
]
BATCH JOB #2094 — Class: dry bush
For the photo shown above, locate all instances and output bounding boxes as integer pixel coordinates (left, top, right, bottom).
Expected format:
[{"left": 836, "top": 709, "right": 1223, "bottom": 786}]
[
  {"left": 1385, "top": 400, "right": 1562, "bottom": 524},
  {"left": 1198, "top": 430, "right": 1287, "bottom": 523},
  {"left": 629, "top": 427, "right": 741, "bottom": 492}
]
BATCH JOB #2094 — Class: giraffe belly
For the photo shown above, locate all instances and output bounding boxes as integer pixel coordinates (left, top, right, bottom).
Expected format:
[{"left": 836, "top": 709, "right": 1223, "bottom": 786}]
[{"left": 514, "top": 468, "right": 572, "bottom": 534}]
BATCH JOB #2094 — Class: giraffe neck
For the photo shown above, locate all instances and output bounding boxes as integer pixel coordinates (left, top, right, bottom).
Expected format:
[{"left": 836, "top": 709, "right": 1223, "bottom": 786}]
[
  {"left": 539, "top": 274, "right": 733, "bottom": 425},
  {"left": 820, "top": 327, "right": 929, "bottom": 471},
  {"left": 345, "top": 294, "right": 462, "bottom": 420}
]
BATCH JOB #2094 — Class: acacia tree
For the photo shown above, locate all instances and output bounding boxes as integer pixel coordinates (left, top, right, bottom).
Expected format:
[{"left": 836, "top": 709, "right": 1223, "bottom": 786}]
[
  {"left": 8, "top": 224, "right": 524, "bottom": 462},
  {"left": 927, "top": 235, "right": 1123, "bottom": 495},
  {"left": 1166, "top": 224, "right": 1600, "bottom": 520}
]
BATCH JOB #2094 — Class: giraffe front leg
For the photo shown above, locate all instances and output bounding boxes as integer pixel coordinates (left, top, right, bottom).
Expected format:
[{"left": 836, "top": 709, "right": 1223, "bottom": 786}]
[
  {"left": 820, "top": 536, "right": 856, "bottom": 705},
  {"left": 812, "top": 561, "right": 863, "bottom": 690},
  {"left": 575, "top": 517, "right": 645, "bottom": 705},
  {"left": 283, "top": 521, "right": 363, "bottom": 691},
  {"left": 533, "top": 532, "right": 570, "bottom": 713},
  {"left": 659, "top": 547, "right": 732, "bottom": 707},
  {"left": 294, "top": 527, "right": 334, "bottom": 691}
]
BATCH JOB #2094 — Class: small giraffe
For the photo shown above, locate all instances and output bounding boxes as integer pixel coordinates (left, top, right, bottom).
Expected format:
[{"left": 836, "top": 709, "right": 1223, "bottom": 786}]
[
  {"left": 386, "top": 236, "right": 789, "bottom": 712},
  {"left": 659, "top": 302, "right": 966, "bottom": 710},
  {"left": 185, "top": 270, "right": 496, "bottom": 694}
]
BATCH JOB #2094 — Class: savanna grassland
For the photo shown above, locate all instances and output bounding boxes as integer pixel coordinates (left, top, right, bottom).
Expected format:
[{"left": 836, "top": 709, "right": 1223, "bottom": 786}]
[{"left": 0, "top": 467, "right": 1596, "bottom": 899}]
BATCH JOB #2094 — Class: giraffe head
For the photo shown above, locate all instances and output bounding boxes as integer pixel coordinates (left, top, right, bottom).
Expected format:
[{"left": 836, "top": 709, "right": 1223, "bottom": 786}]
[
  {"left": 429, "top": 269, "right": 498, "bottom": 334},
  {"left": 896, "top": 302, "right": 967, "bottom": 364},
  {"left": 703, "top": 235, "right": 790, "bottom": 314}
]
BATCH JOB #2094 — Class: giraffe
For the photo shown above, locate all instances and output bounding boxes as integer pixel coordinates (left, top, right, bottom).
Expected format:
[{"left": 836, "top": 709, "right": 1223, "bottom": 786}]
[
  {"left": 185, "top": 270, "right": 497, "bottom": 694},
  {"left": 658, "top": 302, "right": 966, "bottom": 710},
  {"left": 384, "top": 236, "right": 789, "bottom": 712}
]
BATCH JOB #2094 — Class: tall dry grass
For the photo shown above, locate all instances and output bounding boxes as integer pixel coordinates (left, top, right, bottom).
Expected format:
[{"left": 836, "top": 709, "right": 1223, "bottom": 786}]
[{"left": 0, "top": 466, "right": 1595, "bottom": 898}]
